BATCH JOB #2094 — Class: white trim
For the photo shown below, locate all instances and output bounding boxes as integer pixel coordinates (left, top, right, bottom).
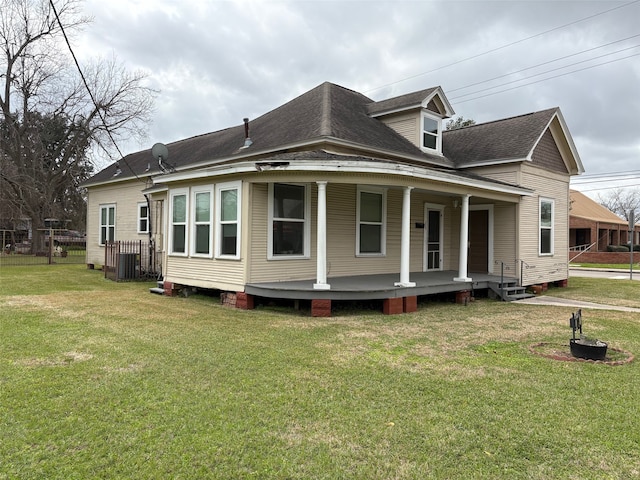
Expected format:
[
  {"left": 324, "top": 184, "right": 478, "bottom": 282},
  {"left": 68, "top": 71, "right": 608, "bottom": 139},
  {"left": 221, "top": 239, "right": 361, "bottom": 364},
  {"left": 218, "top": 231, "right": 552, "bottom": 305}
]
[
  {"left": 137, "top": 202, "right": 149, "bottom": 234},
  {"left": 98, "top": 204, "right": 116, "bottom": 246},
  {"left": 421, "top": 111, "right": 442, "bottom": 154},
  {"left": 423, "top": 203, "right": 445, "bottom": 272},
  {"left": 539, "top": 197, "right": 555, "bottom": 256},
  {"left": 469, "top": 204, "right": 495, "bottom": 274},
  {"left": 268, "top": 183, "right": 311, "bottom": 260},
  {"left": 190, "top": 185, "right": 214, "bottom": 258},
  {"left": 356, "top": 186, "right": 387, "bottom": 257},
  {"left": 215, "top": 180, "right": 242, "bottom": 260},
  {"left": 168, "top": 188, "right": 189, "bottom": 256}
]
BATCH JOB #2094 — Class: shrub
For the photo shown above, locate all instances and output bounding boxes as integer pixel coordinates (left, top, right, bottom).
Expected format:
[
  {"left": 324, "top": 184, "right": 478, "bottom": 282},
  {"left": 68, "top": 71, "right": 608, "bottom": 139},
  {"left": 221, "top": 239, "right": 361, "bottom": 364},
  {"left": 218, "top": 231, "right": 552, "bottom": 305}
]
[{"left": 607, "top": 245, "right": 629, "bottom": 252}]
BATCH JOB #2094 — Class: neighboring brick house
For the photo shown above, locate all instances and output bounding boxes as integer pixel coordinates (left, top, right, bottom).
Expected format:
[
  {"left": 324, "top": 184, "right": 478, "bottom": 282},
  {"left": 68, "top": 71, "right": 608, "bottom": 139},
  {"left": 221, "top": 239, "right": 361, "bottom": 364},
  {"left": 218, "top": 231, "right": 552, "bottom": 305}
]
[{"left": 83, "top": 82, "right": 584, "bottom": 315}]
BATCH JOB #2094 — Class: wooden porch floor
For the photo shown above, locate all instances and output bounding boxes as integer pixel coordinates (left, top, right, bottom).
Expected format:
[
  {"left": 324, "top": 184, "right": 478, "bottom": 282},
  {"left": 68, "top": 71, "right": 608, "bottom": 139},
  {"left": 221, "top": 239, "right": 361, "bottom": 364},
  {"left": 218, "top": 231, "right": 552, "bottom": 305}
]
[{"left": 245, "top": 270, "right": 515, "bottom": 301}]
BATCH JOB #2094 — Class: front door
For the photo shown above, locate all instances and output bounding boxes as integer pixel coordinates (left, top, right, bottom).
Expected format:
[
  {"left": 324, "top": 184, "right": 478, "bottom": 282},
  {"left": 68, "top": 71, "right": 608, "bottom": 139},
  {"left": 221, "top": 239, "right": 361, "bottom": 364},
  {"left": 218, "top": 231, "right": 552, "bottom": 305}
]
[
  {"left": 424, "top": 204, "right": 443, "bottom": 271},
  {"left": 468, "top": 209, "right": 489, "bottom": 273}
]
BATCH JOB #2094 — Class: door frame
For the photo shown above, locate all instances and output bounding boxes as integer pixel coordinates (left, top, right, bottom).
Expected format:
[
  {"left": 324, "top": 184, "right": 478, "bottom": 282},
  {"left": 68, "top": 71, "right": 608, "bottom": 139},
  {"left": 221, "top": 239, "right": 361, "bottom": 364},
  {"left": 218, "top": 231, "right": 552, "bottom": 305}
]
[
  {"left": 423, "top": 203, "right": 444, "bottom": 271},
  {"left": 469, "top": 204, "right": 494, "bottom": 274}
]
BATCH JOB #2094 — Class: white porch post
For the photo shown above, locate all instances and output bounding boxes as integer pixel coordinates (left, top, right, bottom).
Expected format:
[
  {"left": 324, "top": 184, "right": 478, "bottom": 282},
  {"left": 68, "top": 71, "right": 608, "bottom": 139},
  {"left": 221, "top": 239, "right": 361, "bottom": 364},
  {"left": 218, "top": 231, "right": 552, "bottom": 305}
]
[
  {"left": 314, "top": 181, "right": 330, "bottom": 290},
  {"left": 454, "top": 194, "right": 472, "bottom": 282},
  {"left": 395, "top": 186, "right": 416, "bottom": 287}
]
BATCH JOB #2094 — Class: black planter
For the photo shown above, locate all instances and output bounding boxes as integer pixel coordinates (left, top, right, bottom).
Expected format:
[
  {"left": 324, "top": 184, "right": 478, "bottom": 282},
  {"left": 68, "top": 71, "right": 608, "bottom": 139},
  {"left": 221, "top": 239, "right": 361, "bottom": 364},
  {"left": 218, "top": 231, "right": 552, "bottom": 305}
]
[{"left": 570, "top": 338, "right": 608, "bottom": 360}]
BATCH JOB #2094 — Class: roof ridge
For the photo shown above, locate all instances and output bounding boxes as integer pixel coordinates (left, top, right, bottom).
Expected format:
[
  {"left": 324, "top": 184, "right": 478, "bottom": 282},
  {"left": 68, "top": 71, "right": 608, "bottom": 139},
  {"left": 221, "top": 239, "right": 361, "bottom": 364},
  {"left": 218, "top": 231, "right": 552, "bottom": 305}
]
[
  {"left": 445, "top": 107, "right": 558, "bottom": 132},
  {"left": 320, "top": 82, "right": 332, "bottom": 136}
]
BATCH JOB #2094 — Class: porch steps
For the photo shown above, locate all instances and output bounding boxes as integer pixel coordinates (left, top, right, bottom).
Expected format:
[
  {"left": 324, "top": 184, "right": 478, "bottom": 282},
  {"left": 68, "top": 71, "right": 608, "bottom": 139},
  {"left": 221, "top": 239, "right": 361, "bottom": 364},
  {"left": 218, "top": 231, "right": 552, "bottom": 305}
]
[
  {"left": 488, "top": 281, "right": 535, "bottom": 302},
  {"left": 149, "top": 280, "right": 164, "bottom": 295}
]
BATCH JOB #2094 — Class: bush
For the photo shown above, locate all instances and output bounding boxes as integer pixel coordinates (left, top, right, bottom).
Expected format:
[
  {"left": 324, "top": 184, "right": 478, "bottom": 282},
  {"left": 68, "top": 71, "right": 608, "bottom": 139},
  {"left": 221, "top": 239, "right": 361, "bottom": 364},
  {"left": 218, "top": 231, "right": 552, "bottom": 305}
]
[{"left": 607, "top": 245, "right": 629, "bottom": 252}]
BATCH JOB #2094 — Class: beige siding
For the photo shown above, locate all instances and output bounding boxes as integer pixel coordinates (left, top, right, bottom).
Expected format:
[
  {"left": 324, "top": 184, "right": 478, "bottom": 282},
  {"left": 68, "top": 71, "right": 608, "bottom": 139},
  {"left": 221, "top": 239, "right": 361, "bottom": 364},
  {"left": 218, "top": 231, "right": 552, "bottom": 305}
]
[
  {"left": 86, "top": 181, "right": 152, "bottom": 266},
  {"left": 518, "top": 164, "right": 570, "bottom": 285},
  {"left": 379, "top": 112, "right": 420, "bottom": 147}
]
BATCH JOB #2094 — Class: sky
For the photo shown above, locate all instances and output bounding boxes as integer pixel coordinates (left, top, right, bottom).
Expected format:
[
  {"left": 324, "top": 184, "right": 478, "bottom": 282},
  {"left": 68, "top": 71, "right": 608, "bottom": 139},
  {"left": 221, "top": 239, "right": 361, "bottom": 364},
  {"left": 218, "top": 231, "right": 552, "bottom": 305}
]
[{"left": 73, "top": 0, "right": 640, "bottom": 200}]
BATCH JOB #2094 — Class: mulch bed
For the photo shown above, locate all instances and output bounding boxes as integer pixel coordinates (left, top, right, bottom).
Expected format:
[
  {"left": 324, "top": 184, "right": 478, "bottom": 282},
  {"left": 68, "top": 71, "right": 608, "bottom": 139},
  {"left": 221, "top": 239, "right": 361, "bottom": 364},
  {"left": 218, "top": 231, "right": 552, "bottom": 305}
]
[{"left": 529, "top": 342, "right": 634, "bottom": 366}]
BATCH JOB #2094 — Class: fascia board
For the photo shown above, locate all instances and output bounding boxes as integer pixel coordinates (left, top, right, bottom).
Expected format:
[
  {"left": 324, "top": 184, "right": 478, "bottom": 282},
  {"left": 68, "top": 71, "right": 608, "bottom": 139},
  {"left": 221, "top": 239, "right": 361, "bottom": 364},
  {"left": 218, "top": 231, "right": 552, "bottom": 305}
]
[
  {"left": 456, "top": 157, "right": 529, "bottom": 169},
  {"left": 422, "top": 87, "right": 455, "bottom": 118},
  {"left": 156, "top": 159, "right": 533, "bottom": 197}
]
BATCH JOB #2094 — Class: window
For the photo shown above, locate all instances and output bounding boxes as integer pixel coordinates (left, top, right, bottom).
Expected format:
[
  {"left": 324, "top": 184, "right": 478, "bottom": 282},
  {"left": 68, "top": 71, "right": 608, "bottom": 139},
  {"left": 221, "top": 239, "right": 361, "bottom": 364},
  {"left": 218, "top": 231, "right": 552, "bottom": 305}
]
[
  {"left": 539, "top": 198, "right": 554, "bottom": 255},
  {"left": 169, "top": 189, "right": 188, "bottom": 255},
  {"left": 192, "top": 187, "right": 213, "bottom": 256},
  {"left": 422, "top": 113, "right": 441, "bottom": 152},
  {"left": 216, "top": 181, "right": 241, "bottom": 259},
  {"left": 356, "top": 187, "right": 386, "bottom": 255},
  {"left": 137, "top": 202, "right": 149, "bottom": 234},
  {"left": 99, "top": 204, "right": 115, "bottom": 245},
  {"left": 269, "top": 183, "right": 309, "bottom": 258}
]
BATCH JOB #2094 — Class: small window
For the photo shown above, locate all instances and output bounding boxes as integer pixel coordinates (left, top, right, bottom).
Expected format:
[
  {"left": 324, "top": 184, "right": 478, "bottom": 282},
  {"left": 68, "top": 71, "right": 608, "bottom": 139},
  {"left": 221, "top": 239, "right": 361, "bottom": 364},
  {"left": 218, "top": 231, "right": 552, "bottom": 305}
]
[
  {"left": 422, "top": 113, "right": 441, "bottom": 152},
  {"left": 99, "top": 204, "right": 115, "bottom": 245},
  {"left": 192, "top": 187, "right": 213, "bottom": 256},
  {"left": 137, "top": 202, "right": 149, "bottom": 234},
  {"left": 170, "top": 189, "right": 188, "bottom": 255},
  {"left": 356, "top": 187, "right": 386, "bottom": 255},
  {"left": 539, "top": 198, "right": 554, "bottom": 255},
  {"left": 269, "top": 183, "right": 309, "bottom": 259},
  {"left": 216, "top": 181, "right": 241, "bottom": 259}
]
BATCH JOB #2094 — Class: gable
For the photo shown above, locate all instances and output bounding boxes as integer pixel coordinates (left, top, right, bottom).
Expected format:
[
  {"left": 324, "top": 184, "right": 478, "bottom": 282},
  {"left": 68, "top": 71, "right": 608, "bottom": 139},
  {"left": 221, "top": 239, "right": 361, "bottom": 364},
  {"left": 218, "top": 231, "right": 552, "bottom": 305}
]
[{"left": 531, "top": 129, "right": 569, "bottom": 174}]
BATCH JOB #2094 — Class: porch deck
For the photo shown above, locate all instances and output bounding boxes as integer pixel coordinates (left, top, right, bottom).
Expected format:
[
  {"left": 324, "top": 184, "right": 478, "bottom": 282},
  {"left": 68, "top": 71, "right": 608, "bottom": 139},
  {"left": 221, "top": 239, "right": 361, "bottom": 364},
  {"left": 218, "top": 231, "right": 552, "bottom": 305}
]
[{"left": 246, "top": 270, "right": 515, "bottom": 301}]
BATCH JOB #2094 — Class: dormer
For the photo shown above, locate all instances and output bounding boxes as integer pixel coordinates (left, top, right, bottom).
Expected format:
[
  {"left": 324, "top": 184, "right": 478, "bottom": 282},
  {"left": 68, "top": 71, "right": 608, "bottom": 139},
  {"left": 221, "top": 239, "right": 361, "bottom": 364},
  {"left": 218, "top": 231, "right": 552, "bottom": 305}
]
[{"left": 367, "top": 87, "right": 454, "bottom": 155}]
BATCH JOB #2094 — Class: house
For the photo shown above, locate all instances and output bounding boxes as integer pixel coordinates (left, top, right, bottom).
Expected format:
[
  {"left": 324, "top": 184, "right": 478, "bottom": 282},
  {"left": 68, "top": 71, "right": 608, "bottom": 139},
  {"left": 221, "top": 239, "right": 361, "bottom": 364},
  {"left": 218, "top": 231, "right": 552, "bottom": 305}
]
[
  {"left": 82, "top": 82, "right": 584, "bottom": 316},
  {"left": 569, "top": 189, "right": 639, "bottom": 263}
]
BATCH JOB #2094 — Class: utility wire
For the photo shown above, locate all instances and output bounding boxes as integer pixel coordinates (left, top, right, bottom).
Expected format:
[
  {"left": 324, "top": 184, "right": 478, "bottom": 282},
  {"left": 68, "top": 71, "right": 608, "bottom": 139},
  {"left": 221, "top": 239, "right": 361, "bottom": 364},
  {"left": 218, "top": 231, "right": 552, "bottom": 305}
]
[
  {"left": 49, "top": 0, "right": 143, "bottom": 182},
  {"left": 365, "top": 0, "right": 640, "bottom": 94}
]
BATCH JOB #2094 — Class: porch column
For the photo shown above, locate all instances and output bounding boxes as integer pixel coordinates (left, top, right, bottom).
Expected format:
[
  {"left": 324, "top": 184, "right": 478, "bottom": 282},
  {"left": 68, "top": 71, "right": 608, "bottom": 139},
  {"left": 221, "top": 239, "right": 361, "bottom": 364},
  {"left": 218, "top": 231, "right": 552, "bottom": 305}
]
[
  {"left": 395, "top": 186, "right": 416, "bottom": 287},
  {"left": 314, "top": 181, "right": 330, "bottom": 290},
  {"left": 454, "top": 194, "right": 472, "bottom": 282}
]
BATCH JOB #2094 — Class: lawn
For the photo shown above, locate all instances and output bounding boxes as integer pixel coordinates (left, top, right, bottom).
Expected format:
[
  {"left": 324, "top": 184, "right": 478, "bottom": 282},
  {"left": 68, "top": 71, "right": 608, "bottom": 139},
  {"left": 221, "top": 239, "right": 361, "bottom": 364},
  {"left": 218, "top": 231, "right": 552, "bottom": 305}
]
[{"left": 1, "top": 266, "right": 639, "bottom": 479}]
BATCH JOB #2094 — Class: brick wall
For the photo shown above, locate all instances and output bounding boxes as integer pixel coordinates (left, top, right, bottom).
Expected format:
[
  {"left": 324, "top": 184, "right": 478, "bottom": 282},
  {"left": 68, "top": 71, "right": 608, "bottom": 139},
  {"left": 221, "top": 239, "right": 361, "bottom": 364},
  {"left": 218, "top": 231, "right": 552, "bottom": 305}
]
[{"left": 570, "top": 251, "right": 637, "bottom": 264}]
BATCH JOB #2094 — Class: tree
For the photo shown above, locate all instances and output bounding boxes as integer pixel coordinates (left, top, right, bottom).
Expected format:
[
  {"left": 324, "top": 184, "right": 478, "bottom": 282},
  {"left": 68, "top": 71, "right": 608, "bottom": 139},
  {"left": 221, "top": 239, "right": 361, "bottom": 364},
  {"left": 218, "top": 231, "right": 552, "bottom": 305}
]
[
  {"left": 445, "top": 116, "right": 476, "bottom": 130},
  {"left": 0, "top": 0, "right": 155, "bottom": 242},
  {"left": 598, "top": 188, "right": 640, "bottom": 223}
]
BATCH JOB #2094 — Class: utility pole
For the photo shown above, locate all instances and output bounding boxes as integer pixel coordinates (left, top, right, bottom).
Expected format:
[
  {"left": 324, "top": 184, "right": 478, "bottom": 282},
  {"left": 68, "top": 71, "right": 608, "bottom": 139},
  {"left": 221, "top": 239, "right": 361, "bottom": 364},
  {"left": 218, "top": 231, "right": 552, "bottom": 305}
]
[{"left": 629, "top": 209, "right": 635, "bottom": 281}]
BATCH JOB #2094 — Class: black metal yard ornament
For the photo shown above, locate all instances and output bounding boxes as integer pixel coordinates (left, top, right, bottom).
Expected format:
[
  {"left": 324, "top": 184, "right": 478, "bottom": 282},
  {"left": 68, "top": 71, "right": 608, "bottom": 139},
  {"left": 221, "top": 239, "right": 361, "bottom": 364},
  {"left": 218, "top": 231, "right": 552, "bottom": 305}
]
[{"left": 569, "top": 309, "right": 608, "bottom": 360}]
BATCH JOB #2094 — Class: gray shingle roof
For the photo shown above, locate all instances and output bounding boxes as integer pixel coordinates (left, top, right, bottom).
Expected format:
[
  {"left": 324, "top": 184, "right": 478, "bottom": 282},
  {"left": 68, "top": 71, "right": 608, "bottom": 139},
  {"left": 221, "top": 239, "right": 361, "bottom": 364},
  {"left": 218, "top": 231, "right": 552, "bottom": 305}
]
[
  {"left": 443, "top": 108, "right": 558, "bottom": 166},
  {"left": 366, "top": 87, "right": 439, "bottom": 115}
]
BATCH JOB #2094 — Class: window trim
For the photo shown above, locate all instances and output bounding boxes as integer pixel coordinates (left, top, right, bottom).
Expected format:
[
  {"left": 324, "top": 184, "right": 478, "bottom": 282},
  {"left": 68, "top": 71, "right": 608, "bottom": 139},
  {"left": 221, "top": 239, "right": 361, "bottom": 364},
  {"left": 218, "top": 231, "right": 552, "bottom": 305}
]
[
  {"left": 215, "top": 181, "right": 242, "bottom": 260},
  {"left": 539, "top": 197, "right": 555, "bottom": 256},
  {"left": 191, "top": 185, "right": 214, "bottom": 258},
  {"left": 169, "top": 188, "right": 189, "bottom": 256},
  {"left": 421, "top": 111, "right": 442, "bottom": 154},
  {"left": 267, "top": 183, "right": 311, "bottom": 260},
  {"left": 356, "top": 186, "right": 387, "bottom": 257},
  {"left": 99, "top": 204, "right": 116, "bottom": 246},
  {"left": 137, "top": 202, "right": 149, "bottom": 234}
]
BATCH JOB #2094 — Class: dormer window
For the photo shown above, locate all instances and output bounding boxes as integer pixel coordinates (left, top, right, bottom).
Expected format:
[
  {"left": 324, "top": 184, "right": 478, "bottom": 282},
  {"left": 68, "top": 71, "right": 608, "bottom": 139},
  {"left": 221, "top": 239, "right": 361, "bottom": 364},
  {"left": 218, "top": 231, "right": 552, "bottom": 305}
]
[{"left": 422, "top": 112, "right": 442, "bottom": 153}]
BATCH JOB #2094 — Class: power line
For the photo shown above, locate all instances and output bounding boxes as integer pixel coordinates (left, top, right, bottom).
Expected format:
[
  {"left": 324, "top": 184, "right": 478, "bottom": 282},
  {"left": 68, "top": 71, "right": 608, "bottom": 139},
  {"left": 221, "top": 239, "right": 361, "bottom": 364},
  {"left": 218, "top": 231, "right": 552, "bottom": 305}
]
[{"left": 365, "top": 0, "right": 640, "bottom": 94}]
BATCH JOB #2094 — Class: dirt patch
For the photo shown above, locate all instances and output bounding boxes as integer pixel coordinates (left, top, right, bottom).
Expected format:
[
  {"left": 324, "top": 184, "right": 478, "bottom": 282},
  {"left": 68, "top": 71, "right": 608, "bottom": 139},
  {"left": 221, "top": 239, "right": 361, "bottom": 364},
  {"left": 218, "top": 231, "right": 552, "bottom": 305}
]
[{"left": 529, "top": 342, "right": 634, "bottom": 365}]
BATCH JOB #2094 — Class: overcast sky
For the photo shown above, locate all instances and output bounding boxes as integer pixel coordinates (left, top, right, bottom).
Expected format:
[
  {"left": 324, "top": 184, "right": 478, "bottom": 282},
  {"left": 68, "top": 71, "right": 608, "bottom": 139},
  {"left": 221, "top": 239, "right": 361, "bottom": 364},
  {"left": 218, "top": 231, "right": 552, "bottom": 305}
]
[{"left": 75, "top": 0, "right": 640, "bottom": 199}]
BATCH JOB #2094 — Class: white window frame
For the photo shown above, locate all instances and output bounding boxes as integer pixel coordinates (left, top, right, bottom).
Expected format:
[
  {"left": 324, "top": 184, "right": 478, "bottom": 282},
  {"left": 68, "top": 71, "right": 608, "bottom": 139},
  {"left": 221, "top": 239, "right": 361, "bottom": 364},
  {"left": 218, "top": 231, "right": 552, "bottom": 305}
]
[
  {"left": 99, "top": 204, "right": 116, "bottom": 246},
  {"left": 137, "top": 202, "right": 149, "bottom": 234},
  {"left": 539, "top": 197, "right": 555, "bottom": 256},
  {"left": 421, "top": 111, "right": 442, "bottom": 154},
  {"left": 215, "top": 181, "right": 242, "bottom": 260},
  {"left": 423, "top": 203, "right": 444, "bottom": 271},
  {"left": 169, "top": 188, "right": 189, "bottom": 256},
  {"left": 191, "top": 185, "right": 214, "bottom": 258},
  {"left": 356, "top": 186, "right": 387, "bottom": 256},
  {"left": 268, "top": 183, "right": 310, "bottom": 260}
]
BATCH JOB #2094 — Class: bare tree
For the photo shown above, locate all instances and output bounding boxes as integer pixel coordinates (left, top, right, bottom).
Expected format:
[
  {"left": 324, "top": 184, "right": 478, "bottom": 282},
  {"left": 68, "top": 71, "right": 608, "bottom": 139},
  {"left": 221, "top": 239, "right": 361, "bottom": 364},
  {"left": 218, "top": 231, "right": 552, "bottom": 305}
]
[
  {"left": 597, "top": 188, "right": 640, "bottom": 223},
  {"left": 0, "top": 0, "right": 156, "bottom": 242}
]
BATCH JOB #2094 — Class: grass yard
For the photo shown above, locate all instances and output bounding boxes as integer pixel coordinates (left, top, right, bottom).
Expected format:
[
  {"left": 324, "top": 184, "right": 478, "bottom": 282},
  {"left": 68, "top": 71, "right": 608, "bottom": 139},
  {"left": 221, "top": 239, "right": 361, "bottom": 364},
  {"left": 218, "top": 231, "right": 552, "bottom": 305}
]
[{"left": 1, "top": 266, "right": 639, "bottom": 479}]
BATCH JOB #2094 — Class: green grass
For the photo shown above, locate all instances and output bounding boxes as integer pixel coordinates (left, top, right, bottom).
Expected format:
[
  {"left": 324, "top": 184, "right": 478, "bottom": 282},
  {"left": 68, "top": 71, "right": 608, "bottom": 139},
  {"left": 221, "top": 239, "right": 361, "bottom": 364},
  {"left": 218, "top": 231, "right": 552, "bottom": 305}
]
[
  {"left": 571, "top": 262, "right": 638, "bottom": 270},
  {"left": 1, "top": 266, "right": 640, "bottom": 479}
]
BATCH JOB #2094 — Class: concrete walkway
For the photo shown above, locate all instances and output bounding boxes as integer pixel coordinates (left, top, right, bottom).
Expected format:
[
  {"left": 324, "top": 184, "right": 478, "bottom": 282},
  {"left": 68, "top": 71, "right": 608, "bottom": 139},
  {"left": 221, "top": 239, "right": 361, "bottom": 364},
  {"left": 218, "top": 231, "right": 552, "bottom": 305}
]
[{"left": 514, "top": 295, "right": 640, "bottom": 313}]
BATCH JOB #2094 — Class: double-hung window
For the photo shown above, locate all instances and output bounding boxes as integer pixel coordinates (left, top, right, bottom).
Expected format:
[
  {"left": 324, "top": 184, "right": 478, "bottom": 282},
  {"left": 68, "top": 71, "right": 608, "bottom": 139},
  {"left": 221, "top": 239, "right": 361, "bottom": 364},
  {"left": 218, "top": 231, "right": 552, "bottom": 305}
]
[
  {"left": 422, "top": 112, "right": 442, "bottom": 153},
  {"left": 539, "top": 198, "right": 554, "bottom": 255},
  {"left": 356, "top": 187, "right": 386, "bottom": 255},
  {"left": 192, "top": 187, "right": 213, "bottom": 256},
  {"left": 216, "top": 181, "right": 241, "bottom": 259},
  {"left": 137, "top": 202, "right": 149, "bottom": 234},
  {"left": 269, "top": 183, "right": 309, "bottom": 259},
  {"left": 169, "top": 189, "right": 188, "bottom": 255},
  {"left": 99, "top": 204, "right": 116, "bottom": 245}
]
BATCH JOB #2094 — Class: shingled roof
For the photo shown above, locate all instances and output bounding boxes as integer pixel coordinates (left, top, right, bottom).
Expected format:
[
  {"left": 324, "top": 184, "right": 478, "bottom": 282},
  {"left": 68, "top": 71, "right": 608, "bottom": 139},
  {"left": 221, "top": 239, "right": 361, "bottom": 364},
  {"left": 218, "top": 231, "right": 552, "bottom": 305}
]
[
  {"left": 443, "top": 108, "right": 558, "bottom": 167},
  {"left": 570, "top": 189, "right": 627, "bottom": 225},
  {"left": 85, "top": 82, "right": 451, "bottom": 186}
]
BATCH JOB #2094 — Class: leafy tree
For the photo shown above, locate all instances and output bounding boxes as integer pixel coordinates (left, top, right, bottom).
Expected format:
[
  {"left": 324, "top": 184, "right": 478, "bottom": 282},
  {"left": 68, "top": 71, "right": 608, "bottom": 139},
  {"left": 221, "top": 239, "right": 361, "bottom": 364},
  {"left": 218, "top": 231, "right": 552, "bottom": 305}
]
[
  {"left": 0, "top": 0, "right": 155, "bottom": 241},
  {"left": 445, "top": 116, "right": 476, "bottom": 130},
  {"left": 598, "top": 188, "right": 640, "bottom": 224}
]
